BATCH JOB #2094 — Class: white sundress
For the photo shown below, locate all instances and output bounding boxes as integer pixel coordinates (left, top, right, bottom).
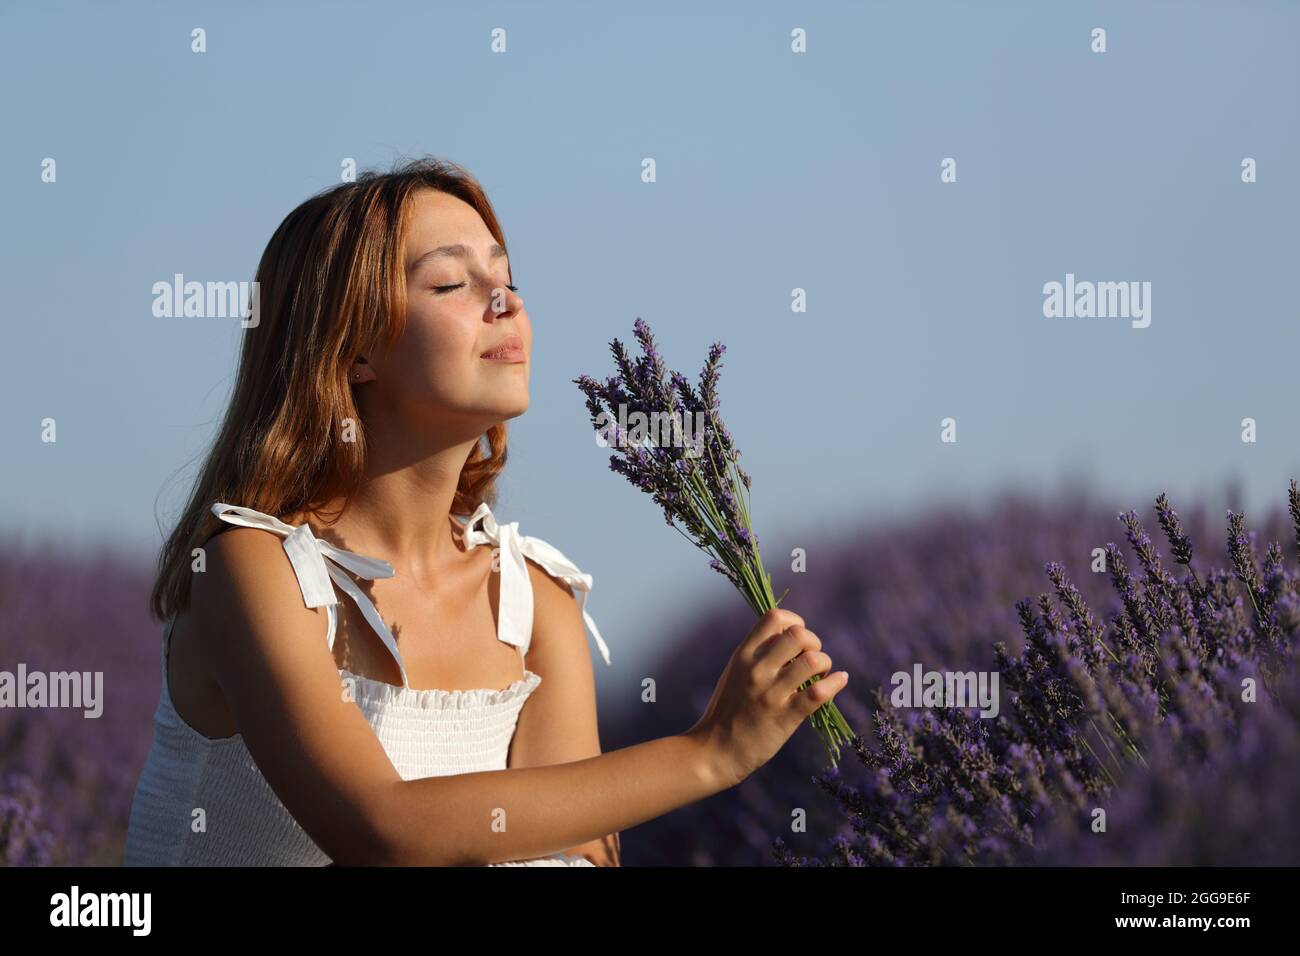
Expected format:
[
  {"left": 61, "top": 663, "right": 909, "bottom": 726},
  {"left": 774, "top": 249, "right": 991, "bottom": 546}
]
[{"left": 123, "top": 500, "right": 612, "bottom": 867}]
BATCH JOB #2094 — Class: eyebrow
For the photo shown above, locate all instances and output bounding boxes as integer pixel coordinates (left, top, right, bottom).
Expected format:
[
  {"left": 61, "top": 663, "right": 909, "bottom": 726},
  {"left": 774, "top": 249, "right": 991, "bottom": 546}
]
[{"left": 408, "top": 243, "right": 509, "bottom": 273}]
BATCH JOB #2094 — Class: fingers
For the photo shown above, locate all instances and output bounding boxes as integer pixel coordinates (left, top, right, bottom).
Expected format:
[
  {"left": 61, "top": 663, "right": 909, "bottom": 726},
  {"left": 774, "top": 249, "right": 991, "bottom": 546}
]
[
  {"left": 737, "top": 608, "right": 847, "bottom": 722},
  {"left": 741, "top": 608, "right": 806, "bottom": 658},
  {"left": 754, "top": 623, "right": 821, "bottom": 676},
  {"left": 790, "top": 670, "right": 849, "bottom": 717},
  {"left": 772, "top": 645, "right": 833, "bottom": 698}
]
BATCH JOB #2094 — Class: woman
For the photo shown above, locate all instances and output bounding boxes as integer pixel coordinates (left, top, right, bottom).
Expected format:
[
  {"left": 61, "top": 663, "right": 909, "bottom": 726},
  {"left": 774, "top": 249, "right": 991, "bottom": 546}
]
[{"left": 123, "top": 157, "right": 848, "bottom": 866}]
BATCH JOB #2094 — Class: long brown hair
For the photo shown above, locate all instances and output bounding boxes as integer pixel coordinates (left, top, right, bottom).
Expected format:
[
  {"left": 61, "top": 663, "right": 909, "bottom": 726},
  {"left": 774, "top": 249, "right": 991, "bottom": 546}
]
[{"left": 150, "top": 157, "right": 511, "bottom": 622}]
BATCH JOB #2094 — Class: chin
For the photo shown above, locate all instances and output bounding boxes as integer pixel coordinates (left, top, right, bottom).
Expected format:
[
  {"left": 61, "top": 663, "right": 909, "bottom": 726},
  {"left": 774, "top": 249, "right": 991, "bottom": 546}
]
[{"left": 493, "top": 400, "right": 530, "bottom": 422}]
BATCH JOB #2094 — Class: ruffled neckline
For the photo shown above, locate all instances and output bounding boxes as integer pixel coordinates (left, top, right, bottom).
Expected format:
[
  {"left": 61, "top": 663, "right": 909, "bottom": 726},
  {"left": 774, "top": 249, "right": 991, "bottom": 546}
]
[{"left": 338, "top": 667, "right": 543, "bottom": 710}]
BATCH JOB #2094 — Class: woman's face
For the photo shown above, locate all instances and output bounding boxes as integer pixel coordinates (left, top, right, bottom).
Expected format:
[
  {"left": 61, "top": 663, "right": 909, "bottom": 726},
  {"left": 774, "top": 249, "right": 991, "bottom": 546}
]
[{"left": 367, "top": 188, "right": 531, "bottom": 432}]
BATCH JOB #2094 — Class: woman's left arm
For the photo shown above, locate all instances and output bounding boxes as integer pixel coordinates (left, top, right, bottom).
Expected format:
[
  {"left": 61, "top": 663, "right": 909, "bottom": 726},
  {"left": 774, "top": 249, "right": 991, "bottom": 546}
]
[{"left": 506, "top": 560, "right": 621, "bottom": 866}]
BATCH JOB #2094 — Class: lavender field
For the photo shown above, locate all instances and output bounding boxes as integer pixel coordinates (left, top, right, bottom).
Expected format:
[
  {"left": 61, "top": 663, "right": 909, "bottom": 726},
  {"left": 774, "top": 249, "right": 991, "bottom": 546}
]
[
  {"left": 602, "top": 480, "right": 1300, "bottom": 866},
  {"left": 2, "top": 480, "right": 1297, "bottom": 866},
  {"left": 0, "top": 542, "right": 159, "bottom": 865}
]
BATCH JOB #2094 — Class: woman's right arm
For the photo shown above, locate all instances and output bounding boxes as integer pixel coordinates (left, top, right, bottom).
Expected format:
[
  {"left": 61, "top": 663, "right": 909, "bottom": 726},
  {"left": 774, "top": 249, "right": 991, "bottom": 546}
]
[{"left": 192, "top": 528, "right": 846, "bottom": 866}]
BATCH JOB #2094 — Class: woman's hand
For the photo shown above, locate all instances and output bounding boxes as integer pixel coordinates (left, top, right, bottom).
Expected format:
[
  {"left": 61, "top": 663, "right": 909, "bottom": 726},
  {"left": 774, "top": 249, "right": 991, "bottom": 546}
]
[{"left": 686, "top": 608, "right": 847, "bottom": 789}]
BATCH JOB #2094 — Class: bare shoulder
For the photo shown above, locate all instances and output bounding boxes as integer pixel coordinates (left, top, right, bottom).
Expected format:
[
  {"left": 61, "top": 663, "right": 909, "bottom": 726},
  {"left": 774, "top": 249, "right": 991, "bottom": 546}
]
[
  {"left": 525, "top": 555, "right": 576, "bottom": 606},
  {"left": 525, "top": 556, "right": 582, "bottom": 644},
  {"left": 188, "top": 526, "right": 325, "bottom": 665},
  {"left": 192, "top": 526, "right": 300, "bottom": 612}
]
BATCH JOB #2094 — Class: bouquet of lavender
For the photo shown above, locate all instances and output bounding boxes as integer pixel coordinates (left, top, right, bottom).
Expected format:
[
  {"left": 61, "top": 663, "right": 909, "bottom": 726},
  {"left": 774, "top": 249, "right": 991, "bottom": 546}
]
[{"left": 574, "top": 318, "right": 857, "bottom": 766}]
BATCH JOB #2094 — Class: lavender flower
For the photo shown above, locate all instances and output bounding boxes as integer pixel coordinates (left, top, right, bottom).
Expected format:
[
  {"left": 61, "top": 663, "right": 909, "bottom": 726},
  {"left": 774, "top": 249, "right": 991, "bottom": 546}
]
[
  {"left": 0, "top": 542, "right": 163, "bottom": 865},
  {"left": 601, "top": 482, "right": 1299, "bottom": 865},
  {"left": 0, "top": 774, "right": 57, "bottom": 866},
  {"left": 794, "top": 488, "right": 1299, "bottom": 865},
  {"left": 575, "top": 318, "right": 856, "bottom": 765}
]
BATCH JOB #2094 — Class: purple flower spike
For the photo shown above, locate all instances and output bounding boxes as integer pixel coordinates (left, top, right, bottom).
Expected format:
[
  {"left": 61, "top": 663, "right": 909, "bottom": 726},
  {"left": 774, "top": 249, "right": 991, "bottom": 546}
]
[{"left": 574, "top": 318, "right": 857, "bottom": 767}]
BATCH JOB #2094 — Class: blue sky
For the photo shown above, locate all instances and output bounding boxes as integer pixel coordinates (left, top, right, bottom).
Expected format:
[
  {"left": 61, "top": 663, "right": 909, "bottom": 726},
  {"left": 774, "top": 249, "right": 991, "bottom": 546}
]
[{"left": 3, "top": 0, "right": 1297, "bottom": 677}]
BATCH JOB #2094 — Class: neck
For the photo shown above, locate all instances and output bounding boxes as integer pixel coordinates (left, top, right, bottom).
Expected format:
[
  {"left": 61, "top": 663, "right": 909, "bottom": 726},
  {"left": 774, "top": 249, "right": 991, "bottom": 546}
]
[{"left": 306, "top": 410, "right": 495, "bottom": 580}]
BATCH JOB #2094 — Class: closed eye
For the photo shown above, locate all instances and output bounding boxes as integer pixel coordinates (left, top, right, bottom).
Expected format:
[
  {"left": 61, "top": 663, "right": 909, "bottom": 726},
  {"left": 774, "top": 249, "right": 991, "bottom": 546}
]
[{"left": 433, "top": 283, "right": 519, "bottom": 295}]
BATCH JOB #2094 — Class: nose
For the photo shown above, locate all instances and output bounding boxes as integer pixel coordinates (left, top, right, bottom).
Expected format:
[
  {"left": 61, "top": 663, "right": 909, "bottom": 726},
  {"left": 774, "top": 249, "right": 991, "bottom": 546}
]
[{"left": 486, "top": 282, "right": 521, "bottom": 318}]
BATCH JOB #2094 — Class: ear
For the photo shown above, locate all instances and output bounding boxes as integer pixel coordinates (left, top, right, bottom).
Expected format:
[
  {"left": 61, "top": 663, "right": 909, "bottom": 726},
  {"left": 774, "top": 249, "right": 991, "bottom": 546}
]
[{"left": 349, "top": 358, "right": 375, "bottom": 384}]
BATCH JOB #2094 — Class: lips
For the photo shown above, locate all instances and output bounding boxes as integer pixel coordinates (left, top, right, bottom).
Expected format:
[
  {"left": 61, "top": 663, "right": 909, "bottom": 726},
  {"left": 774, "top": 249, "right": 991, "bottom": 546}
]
[{"left": 480, "top": 334, "right": 525, "bottom": 359}]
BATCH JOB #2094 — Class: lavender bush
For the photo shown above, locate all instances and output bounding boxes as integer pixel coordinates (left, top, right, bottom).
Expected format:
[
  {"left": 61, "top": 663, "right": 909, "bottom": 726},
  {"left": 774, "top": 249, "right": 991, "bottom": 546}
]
[
  {"left": 776, "top": 484, "right": 1300, "bottom": 866},
  {"left": 601, "top": 479, "right": 1299, "bottom": 866},
  {"left": 1030, "top": 666, "right": 1300, "bottom": 865},
  {"left": 0, "top": 772, "right": 57, "bottom": 866},
  {"left": 0, "top": 543, "right": 160, "bottom": 865}
]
